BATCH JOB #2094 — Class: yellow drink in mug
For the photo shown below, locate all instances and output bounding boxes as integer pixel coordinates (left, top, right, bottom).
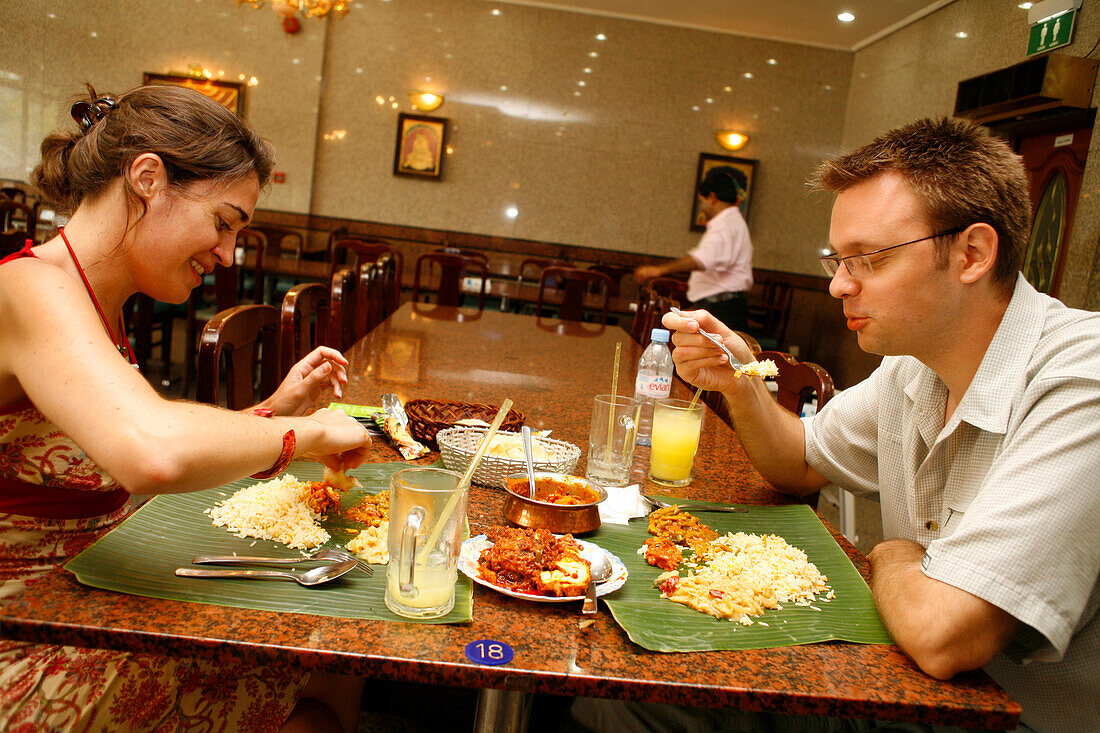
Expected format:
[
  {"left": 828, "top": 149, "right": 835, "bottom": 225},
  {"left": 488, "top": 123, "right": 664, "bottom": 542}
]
[{"left": 649, "top": 398, "right": 704, "bottom": 487}]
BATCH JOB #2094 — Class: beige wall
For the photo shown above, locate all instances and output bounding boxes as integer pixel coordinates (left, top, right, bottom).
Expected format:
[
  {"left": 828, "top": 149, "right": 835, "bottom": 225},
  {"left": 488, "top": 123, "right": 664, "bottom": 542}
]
[
  {"left": 842, "top": 0, "right": 1100, "bottom": 310},
  {"left": 1, "top": 0, "right": 851, "bottom": 276}
]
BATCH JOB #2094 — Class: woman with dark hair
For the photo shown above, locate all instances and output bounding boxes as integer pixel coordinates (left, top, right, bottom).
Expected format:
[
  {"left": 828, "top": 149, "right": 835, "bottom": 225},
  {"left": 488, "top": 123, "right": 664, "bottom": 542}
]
[{"left": 0, "top": 85, "right": 368, "bottom": 732}]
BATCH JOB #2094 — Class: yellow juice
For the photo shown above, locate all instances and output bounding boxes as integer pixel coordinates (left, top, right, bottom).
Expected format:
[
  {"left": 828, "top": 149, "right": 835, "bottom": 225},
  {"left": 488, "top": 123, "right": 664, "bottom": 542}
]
[
  {"left": 387, "top": 565, "right": 456, "bottom": 612},
  {"left": 649, "top": 408, "right": 702, "bottom": 484}
]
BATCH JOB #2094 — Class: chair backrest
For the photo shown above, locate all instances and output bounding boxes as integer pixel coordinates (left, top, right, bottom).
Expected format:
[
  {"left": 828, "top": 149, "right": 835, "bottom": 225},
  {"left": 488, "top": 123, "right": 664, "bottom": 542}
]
[
  {"left": 749, "top": 279, "right": 794, "bottom": 346},
  {"left": 330, "top": 238, "right": 404, "bottom": 302},
  {"left": 413, "top": 252, "right": 487, "bottom": 309},
  {"left": 354, "top": 261, "right": 382, "bottom": 340},
  {"left": 235, "top": 228, "right": 266, "bottom": 303},
  {"left": 0, "top": 199, "right": 37, "bottom": 253},
  {"left": 755, "top": 350, "right": 835, "bottom": 417},
  {"left": 587, "top": 264, "right": 631, "bottom": 297},
  {"left": 328, "top": 267, "right": 357, "bottom": 351},
  {"left": 519, "top": 257, "right": 569, "bottom": 287},
  {"left": 280, "top": 283, "right": 329, "bottom": 375},
  {"left": 536, "top": 266, "right": 612, "bottom": 324},
  {"left": 0, "top": 187, "right": 27, "bottom": 203},
  {"left": 197, "top": 304, "right": 280, "bottom": 410},
  {"left": 734, "top": 330, "right": 762, "bottom": 354},
  {"left": 630, "top": 291, "right": 658, "bottom": 344},
  {"left": 374, "top": 253, "right": 400, "bottom": 319},
  {"left": 434, "top": 247, "right": 488, "bottom": 264},
  {"left": 646, "top": 276, "right": 689, "bottom": 302},
  {"left": 251, "top": 225, "right": 304, "bottom": 259}
]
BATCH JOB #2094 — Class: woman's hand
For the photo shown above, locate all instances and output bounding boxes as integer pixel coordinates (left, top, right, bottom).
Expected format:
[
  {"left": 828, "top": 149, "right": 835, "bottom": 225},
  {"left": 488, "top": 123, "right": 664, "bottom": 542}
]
[
  {"left": 301, "top": 407, "right": 373, "bottom": 472},
  {"left": 261, "top": 347, "right": 349, "bottom": 417},
  {"left": 661, "top": 308, "right": 755, "bottom": 394}
]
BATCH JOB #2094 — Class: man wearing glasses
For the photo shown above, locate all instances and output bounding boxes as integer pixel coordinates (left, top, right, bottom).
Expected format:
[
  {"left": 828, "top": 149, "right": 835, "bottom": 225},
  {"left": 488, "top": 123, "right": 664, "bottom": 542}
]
[{"left": 652, "top": 117, "right": 1099, "bottom": 731}]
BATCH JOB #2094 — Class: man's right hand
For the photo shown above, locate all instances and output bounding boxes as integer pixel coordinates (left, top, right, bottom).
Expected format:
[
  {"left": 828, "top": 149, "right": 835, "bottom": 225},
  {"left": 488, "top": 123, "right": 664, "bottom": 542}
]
[
  {"left": 633, "top": 265, "right": 662, "bottom": 283},
  {"left": 661, "top": 308, "right": 756, "bottom": 394}
]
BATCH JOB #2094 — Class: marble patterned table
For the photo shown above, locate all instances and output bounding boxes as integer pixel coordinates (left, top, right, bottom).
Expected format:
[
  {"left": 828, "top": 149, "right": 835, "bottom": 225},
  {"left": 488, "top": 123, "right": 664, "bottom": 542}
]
[{"left": 0, "top": 303, "right": 1019, "bottom": 731}]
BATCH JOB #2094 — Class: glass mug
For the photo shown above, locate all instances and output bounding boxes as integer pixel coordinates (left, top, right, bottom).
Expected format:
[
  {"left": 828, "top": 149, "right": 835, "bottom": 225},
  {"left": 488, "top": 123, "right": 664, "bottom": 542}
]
[
  {"left": 385, "top": 467, "right": 465, "bottom": 619},
  {"left": 585, "top": 394, "right": 641, "bottom": 487},
  {"left": 648, "top": 398, "right": 704, "bottom": 487}
]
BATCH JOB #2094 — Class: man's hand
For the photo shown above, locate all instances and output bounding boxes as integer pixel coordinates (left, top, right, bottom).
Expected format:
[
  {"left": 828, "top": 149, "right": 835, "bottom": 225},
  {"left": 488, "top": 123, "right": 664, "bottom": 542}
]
[
  {"left": 634, "top": 264, "right": 663, "bottom": 283},
  {"left": 661, "top": 308, "right": 756, "bottom": 394}
]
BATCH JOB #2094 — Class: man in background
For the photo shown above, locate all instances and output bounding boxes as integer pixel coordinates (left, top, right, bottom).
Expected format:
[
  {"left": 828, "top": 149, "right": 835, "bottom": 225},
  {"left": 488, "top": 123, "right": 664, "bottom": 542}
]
[{"left": 634, "top": 165, "right": 754, "bottom": 331}]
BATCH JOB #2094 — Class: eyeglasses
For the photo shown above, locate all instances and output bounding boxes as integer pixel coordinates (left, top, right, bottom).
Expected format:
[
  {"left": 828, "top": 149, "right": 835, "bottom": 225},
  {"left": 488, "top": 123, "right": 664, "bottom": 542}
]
[{"left": 819, "top": 226, "right": 966, "bottom": 278}]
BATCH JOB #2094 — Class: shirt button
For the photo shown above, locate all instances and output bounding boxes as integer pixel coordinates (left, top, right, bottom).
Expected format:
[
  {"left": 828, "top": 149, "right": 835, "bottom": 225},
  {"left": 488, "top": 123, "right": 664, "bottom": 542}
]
[{"left": 925, "top": 520, "right": 939, "bottom": 531}]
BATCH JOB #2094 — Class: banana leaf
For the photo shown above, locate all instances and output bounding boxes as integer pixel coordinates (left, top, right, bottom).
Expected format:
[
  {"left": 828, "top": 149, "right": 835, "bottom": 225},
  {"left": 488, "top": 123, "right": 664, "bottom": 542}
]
[
  {"left": 65, "top": 461, "right": 472, "bottom": 624},
  {"left": 589, "top": 499, "right": 891, "bottom": 651}
]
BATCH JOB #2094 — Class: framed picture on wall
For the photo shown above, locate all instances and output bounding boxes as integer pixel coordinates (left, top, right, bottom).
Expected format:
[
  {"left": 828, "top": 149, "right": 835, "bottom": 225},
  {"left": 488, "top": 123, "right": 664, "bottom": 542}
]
[
  {"left": 142, "top": 72, "right": 244, "bottom": 117},
  {"left": 393, "top": 113, "right": 448, "bottom": 179},
  {"left": 690, "top": 153, "right": 758, "bottom": 231}
]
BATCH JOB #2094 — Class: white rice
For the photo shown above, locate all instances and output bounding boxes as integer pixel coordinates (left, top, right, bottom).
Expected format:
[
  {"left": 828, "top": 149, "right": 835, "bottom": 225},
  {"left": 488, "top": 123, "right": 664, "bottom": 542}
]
[{"left": 206, "top": 475, "right": 330, "bottom": 550}]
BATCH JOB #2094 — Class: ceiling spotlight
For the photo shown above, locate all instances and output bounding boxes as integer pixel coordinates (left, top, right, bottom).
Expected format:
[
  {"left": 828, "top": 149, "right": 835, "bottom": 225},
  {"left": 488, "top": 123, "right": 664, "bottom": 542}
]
[
  {"left": 837, "top": 11, "right": 855, "bottom": 22},
  {"left": 716, "top": 131, "right": 749, "bottom": 151},
  {"left": 408, "top": 91, "right": 443, "bottom": 111}
]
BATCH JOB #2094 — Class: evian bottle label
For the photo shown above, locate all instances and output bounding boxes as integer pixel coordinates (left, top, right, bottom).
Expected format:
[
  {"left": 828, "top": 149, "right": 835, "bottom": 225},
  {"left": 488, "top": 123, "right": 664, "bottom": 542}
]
[{"left": 635, "top": 374, "right": 672, "bottom": 399}]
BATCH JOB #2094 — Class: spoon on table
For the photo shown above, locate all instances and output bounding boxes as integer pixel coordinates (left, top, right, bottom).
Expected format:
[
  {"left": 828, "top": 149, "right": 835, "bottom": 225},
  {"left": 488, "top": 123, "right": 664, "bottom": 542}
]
[
  {"left": 626, "top": 494, "right": 749, "bottom": 520},
  {"left": 521, "top": 425, "right": 538, "bottom": 499},
  {"left": 581, "top": 549, "right": 614, "bottom": 615},
  {"left": 191, "top": 548, "right": 373, "bottom": 576},
  {"left": 175, "top": 558, "right": 358, "bottom": 586}
]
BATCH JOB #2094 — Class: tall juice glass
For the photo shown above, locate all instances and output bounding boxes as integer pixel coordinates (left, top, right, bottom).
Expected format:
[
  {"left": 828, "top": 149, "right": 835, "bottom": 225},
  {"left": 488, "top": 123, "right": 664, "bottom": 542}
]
[
  {"left": 648, "top": 398, "right": 704, "bottom": 487},
  {"left": 385, "top": 467, "right": 465, "bottom": 619}
]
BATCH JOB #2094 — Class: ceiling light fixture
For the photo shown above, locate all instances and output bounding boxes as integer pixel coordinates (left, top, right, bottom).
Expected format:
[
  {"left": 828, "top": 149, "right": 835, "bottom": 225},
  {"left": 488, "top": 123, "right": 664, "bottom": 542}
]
[
  {"left": 236, "top": 0, "right": 352, "bottom": 34},
  {"left": 409, "top": 91, "right": 444, "bottom": 111},
  {"left": 837, "top": 11, "right": 855, "bottom": 22},
  {"left": 716, "top": 131, "right": 749, "bottom": 151}
]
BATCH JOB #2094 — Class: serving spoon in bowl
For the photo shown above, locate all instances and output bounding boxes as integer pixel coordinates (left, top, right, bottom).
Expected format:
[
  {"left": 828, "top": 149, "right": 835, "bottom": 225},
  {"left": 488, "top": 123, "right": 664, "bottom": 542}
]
[
  {"left": 175, "top": 557, "right": 358, "bottom": 586},
  {"left": 521, "top": 425, "right": 538, "bottom": 499}
]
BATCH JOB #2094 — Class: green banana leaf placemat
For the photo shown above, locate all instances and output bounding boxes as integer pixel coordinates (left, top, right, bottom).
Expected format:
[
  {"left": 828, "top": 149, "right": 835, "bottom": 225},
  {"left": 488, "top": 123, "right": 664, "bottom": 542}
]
[
  {"left": 65, "top": 460, "right": 472, "bottom": 624},
  {"left": 589, "top": 499, "right": 891, "bottom": 651}
]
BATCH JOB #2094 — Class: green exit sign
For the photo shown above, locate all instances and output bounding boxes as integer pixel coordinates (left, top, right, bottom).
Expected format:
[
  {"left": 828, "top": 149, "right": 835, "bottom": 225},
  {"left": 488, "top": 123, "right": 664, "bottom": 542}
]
[{"left": 1028, "top": 9, "right": 1077, "bottom": 55}]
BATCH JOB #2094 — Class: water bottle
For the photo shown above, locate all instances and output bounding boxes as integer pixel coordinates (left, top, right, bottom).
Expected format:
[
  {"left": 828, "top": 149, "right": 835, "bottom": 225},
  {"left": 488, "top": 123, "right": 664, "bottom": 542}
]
[{"left": 634, "top": 328, "right": 674, "bottom": 446}]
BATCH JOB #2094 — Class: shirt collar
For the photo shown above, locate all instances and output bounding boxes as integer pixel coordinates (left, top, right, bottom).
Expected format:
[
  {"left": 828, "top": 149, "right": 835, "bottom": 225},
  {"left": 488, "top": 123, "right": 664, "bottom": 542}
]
[
  {"left": 705, "top": 205, "right": 741, "bottom": 229},
  {"left": 919, "top": 272, "right": 1047, "bottom": 433}
]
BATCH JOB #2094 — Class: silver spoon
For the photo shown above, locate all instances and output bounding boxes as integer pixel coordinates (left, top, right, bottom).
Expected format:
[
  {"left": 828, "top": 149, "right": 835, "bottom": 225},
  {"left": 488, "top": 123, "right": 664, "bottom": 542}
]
[
  {"left": 191, "top": 548, "right": 373, "bottom": 575},
  {"left": 628, "top": 494, "right": 749, "bottom": 518},
  {"left": 669, "top": 306, "right": 744, "bottom": 369},
  {"left": 521, "top": 425, "right": 538, "bottom": 499},
  {"left": 581, "top": 549, "right": 614, "bottom": 615},
  {"left": 175, "top": 557, "right": 358, "bottom": 586}
]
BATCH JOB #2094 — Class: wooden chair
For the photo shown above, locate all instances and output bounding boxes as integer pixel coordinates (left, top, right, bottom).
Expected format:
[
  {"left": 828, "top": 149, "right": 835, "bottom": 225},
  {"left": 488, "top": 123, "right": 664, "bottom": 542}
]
[
  {"left": 330, "top": 238, "right": 404, "bottom": 312},
  {"left": 413, "top": 252, "right": 487, "bottom": 309},
  {"left": 251, "top": 225, "right": 304, "bottom": 260},
  {"left": 645, "top": 276, "right": 689, "bottom": 302},
  {"left": 124, "top": 293, "right": 177, "bottom": 379},
  {"left": 196, "top": 304, "right": 280, "bottom": 410},
  {"left": 374, "top": 253, "right": 400, "bottom": 321},
  {"left": 279, "top": 283, "right": 329, "bottom": 376},
  {"left": 630, "top": 290, "right": 658, "bottom": 343},
  {"left": 631, "top": 293, "right": 680, "bottom": 346},
  {"left": 183, "top": 261, "right": 255, "bottom": 395},
  {"left": 0, "top": 187, "right": 27, "bottom": 203},
  {"left": 354, "top": 261, "right": 383, "bottom": 339},
  {"left": 235, "top": 228, "right": 267, "bottom": 304},
  {"left": 434, "top": 247, "right": 488, "bottom": 264},
  {"left": 587, "top": 264, "right": 631, "bottom": 297},
  {"left": 519, "top": 257, "right": 570, "bottom": 286},
  {"left": 0, "top": 199, "right": 37, "bottom": 256},
  {"left": 536, "top": 266, "right": 612, "bottom": 324},
  {"left": 328, "top": 266, "right": 357, "bottom": 352},
  {"left": 748, "top": 278, "right": 794, "bottom": 348}
]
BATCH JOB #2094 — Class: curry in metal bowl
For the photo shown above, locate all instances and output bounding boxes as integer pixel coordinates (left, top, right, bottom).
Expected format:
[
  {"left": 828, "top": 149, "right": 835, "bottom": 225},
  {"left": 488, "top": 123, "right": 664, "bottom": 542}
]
[{"left": 502, "top": 472, "right": 606, "bottom": 534}]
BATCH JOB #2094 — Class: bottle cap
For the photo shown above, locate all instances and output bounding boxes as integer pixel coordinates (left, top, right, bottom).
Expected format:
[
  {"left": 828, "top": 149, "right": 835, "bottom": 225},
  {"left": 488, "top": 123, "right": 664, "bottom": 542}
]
[{"left": 650, "top": 328, "right": 670, "bottom": 343}]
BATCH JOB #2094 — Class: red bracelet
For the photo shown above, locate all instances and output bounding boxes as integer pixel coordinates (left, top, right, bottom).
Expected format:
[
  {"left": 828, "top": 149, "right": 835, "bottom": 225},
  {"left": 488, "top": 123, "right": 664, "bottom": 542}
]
[{"left": 251, "top": 429, "right": 296, "bottom": 479}]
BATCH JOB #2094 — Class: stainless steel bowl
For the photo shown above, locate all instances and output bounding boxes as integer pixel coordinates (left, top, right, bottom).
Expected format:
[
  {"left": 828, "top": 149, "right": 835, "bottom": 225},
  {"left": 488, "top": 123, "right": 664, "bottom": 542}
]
[{"left": 501, "top": 472, "right": 607, "bottom": 534}]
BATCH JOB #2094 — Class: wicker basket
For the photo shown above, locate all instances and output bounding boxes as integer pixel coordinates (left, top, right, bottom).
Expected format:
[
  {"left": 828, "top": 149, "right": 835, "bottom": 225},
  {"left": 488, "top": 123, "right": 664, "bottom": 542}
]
[
  {"left": 437, "top": 427, "right": 581, "bottom": 489},
  {"left": 405, "top": 399, "right": 525, "bottom": 449}
]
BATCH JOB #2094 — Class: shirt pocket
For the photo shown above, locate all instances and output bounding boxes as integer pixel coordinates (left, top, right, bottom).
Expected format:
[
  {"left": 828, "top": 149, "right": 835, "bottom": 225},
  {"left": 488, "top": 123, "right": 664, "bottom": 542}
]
[{"left": 940, "top": 479, "right": 981, "bottom": 535}]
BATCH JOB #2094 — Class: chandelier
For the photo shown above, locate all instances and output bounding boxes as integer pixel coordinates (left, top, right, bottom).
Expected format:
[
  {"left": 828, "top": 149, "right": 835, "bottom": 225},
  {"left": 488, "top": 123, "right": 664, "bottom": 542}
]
[{"left": 236, "top": 0, "right": 353, "bottom": 32}]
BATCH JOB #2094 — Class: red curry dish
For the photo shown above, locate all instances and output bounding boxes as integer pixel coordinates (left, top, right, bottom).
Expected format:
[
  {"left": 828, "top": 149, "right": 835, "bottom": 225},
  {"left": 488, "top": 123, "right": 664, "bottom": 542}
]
[
  {"left": 505, "top": 475, "right": 600, "bottom": 506},
  {"left": 477, "top": 526, "right": 591, "bottom": 596}
]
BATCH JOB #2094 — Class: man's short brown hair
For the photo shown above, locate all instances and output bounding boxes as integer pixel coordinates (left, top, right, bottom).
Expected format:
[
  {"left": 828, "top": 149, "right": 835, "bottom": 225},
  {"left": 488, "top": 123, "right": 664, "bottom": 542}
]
[{"left": 812, "top": 117, "right": 1031, "bottom": 294}]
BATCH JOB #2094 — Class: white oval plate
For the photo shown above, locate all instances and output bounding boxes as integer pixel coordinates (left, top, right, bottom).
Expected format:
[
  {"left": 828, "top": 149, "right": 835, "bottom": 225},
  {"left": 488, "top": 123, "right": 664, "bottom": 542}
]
[{"left": 459, "top": 534, "right": 628, "bottom": 602}]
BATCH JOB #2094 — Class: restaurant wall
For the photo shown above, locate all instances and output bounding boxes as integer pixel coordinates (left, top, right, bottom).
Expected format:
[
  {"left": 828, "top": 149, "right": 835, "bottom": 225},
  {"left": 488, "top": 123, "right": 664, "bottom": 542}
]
[
  {"left": 841, "top": 0, "right": 1100, "bottom": 311},
  {"left": 1, "top": 0, "right": 852, "bottom": 278},
  {"left": 0, "top": 0, "right": 324, "bottom": 214},
  {"left": 312, "top": 0, "right": 852, "bottom": 275}
]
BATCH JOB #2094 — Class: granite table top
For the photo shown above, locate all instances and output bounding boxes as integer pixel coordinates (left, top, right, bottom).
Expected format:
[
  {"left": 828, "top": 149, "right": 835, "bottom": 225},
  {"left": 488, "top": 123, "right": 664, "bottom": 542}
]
[{"left": 0, "top": 304, "right": 1019, "bottom": 729}]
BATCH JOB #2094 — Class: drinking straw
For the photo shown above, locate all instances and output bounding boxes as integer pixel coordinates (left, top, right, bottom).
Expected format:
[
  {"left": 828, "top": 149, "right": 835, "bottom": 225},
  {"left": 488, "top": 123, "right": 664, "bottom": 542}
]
[
  {"left": 607, "top": 342, "right": 622, "bottom": 445},
  {"left": 416, "top": 399, "right": 513, "bottom": 564},
  {"left": 688, "top": 386, "right": 704, "bottom": 410}
]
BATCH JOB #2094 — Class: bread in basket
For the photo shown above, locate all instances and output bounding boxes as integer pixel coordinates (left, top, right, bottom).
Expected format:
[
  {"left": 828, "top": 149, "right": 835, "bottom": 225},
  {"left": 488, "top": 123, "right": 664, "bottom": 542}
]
[
  {"left": 437, "top": 427, "right": 581, "bottom": 489},
  {"left": 404, "top": 399, "right": 525, "bottom": 449}
]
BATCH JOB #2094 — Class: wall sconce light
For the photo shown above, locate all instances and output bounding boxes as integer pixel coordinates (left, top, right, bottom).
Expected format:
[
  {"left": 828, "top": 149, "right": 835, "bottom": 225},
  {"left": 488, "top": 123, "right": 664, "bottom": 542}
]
[
  {"left": 409, "top": 91, "right": 444, "bottom": 111},
  {"left": 716, "top": 131, "right": 749, "bottom": 151}
]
